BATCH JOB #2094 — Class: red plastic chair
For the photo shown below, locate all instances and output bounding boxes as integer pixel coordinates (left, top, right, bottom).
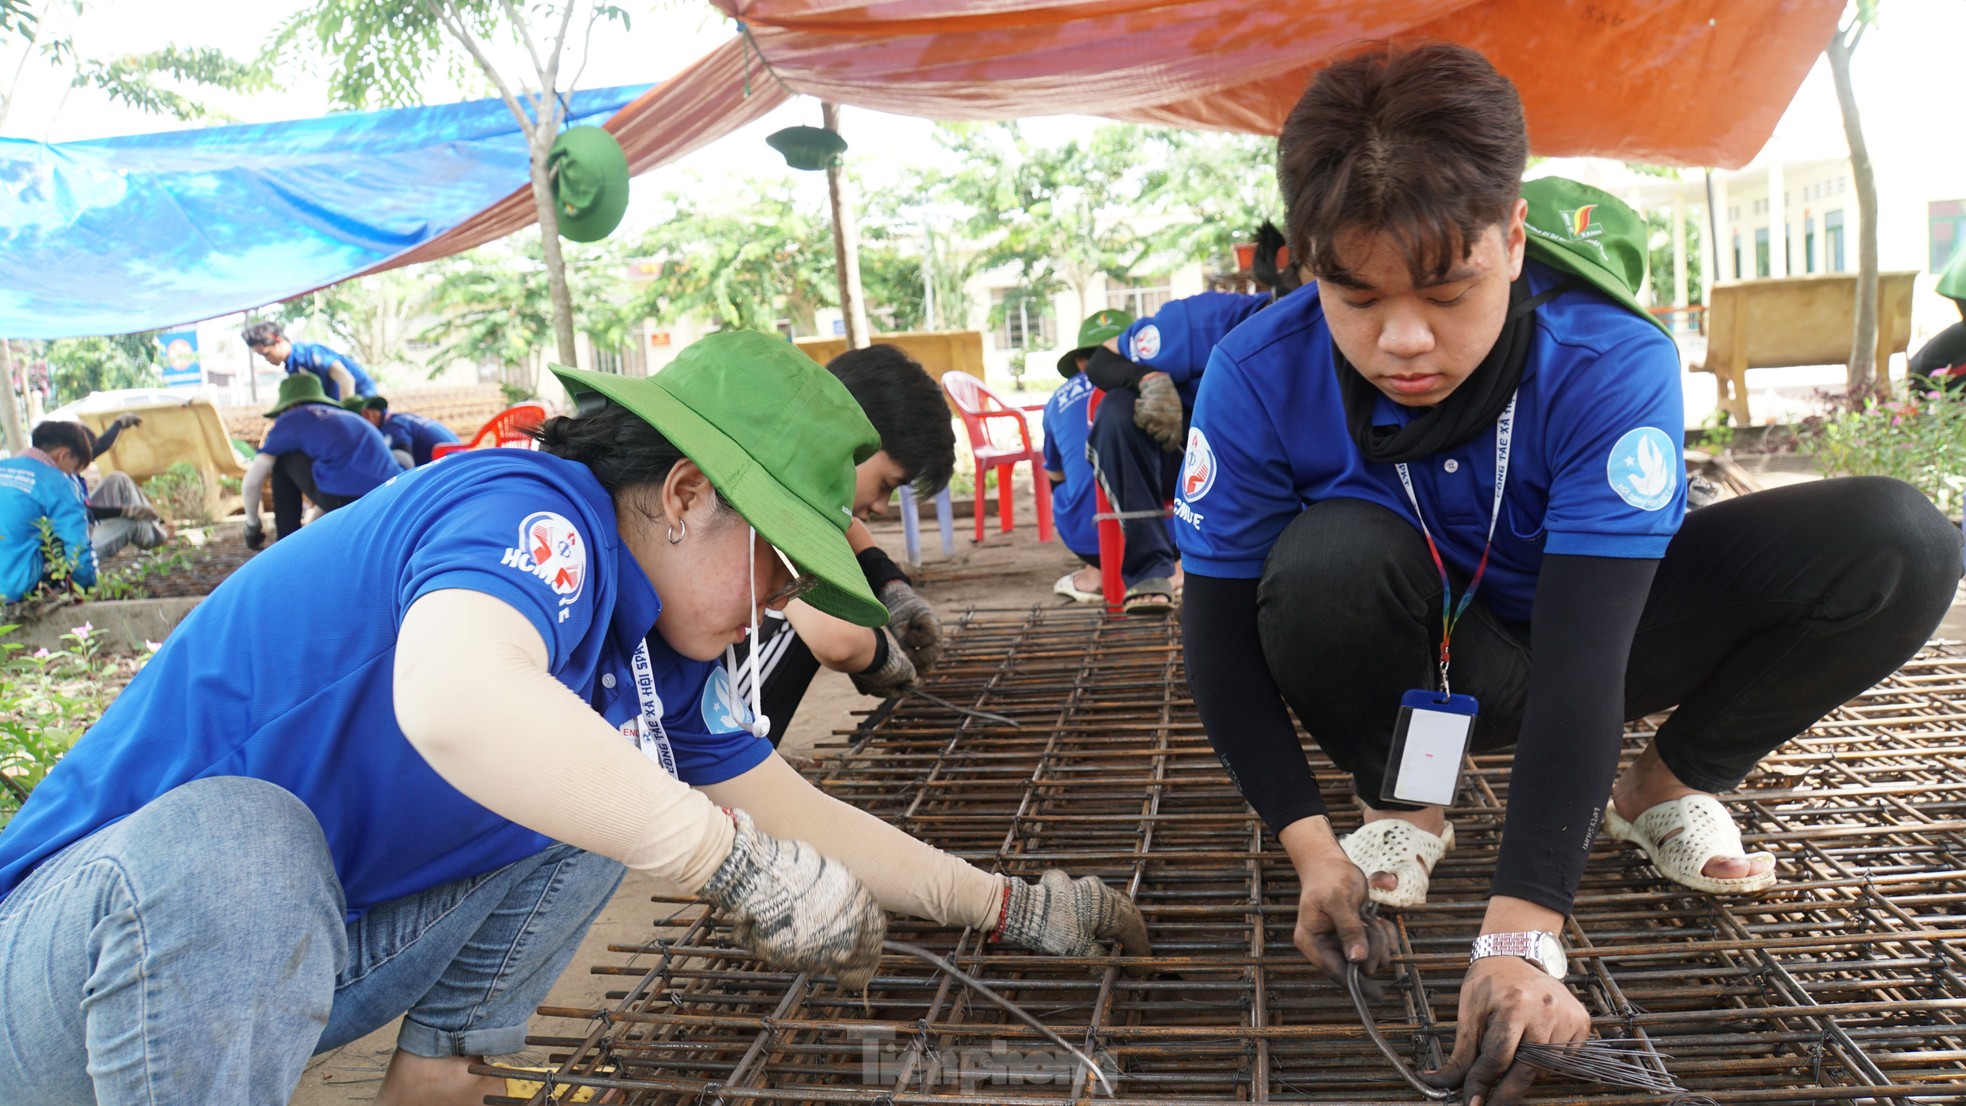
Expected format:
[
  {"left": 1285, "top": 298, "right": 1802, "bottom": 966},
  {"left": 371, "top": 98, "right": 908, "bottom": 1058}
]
[
  {"left": 429, "top": 402, "right": 548, "bottom": 461},
  {"left": 941, "top": 370, "right": 1054, "bottom": 544}
]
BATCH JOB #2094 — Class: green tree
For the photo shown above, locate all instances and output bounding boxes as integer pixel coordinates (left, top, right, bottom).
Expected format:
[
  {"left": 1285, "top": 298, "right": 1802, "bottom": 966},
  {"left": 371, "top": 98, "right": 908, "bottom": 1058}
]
[
  {"left": 274, "top": 269, "right": 432, "bottom": 372},
  {"left": 932, "top": 122, "right": 1152, "bottom": 327},
  {"left": 415, "top": 237, "right": 629, "bottom": 383},
  {"left": 0, "top": 2, "right": 270, "bottom": 129},
  {"left": 38, "top": 332, "right": 164, "bottom": 403},
  {"left": 1644, "top": 206, "right": 1703, "bottom": 310},
  {"left": 279, "top": 0, "right": 631, "bottom": 374},
  {"left": 1137, "top": 128, "right": 1281, "bottom": 267},
  {"left": 628, "top": 180, "right": 838, "bottom": 335}
]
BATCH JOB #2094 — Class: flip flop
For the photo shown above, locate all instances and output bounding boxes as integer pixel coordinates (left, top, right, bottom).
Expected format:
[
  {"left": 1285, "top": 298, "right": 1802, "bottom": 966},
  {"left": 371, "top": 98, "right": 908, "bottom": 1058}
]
[
  {"left": 1122, "top": 576, "right": 1177, "bottom": 616},
  {"left": 1053, "top": 572, "right": 1102, "bottom": 604},
  {"left": 1339, "top": 819, "right": 1455, "bottom": 909},
  {"left": 1601, "top": 794, "right": 1776, "bottom": 894}
]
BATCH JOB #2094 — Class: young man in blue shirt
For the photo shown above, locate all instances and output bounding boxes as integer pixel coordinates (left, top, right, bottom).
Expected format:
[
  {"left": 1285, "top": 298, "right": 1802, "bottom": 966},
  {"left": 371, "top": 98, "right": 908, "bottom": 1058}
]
[
  {"left": 0, "top": 420, "right": 97, "bottom": 601},
  {"left": 1179, "top": 43, "right": 1960, "bottom": 1106},
  {"left": 349, "top": 394, "right": 463, "bottom": 467},
  {"left": 242, "top": 320, "right": 380, "bottom": 401},
  {"left": 240, "top": 373, "right": 404, "bottom": 549}
]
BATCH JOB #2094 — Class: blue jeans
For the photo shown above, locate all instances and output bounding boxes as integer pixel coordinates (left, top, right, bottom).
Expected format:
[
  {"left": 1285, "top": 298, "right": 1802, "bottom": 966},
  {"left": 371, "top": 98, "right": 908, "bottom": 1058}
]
[{"left": 0, "top": 776, "right": 625, "bottom": 1105}]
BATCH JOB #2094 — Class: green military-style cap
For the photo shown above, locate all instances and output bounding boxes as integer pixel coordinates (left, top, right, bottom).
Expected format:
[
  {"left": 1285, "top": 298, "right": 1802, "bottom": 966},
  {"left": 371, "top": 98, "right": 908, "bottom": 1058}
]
[
  {"left": 1056, "top": 308, "right": 1136, "bottom": 378},
  {"left": 1521, "top": 177, "right": 1669, "bottom": 336}
]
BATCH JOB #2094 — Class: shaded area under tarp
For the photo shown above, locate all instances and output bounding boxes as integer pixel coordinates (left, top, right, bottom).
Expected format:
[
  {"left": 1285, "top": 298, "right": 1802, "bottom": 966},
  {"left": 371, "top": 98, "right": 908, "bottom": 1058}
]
[
  {"left": 372, "top": 0, "right": 1841, "bottom": 277},
  {"left": 0, "top": 85, "right": 646, "bottom": 339}
]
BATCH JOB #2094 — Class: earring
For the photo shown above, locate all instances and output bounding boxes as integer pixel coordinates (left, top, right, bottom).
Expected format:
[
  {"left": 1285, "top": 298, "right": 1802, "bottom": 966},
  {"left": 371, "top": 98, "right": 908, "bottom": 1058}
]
[{"left": 665, "top": 518, "right": 687, "bottom": 545}]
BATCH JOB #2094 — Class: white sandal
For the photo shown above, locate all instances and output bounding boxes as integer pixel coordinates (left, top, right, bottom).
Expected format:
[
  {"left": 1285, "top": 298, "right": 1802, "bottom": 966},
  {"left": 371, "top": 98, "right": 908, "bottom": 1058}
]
[
  {"left": 1339, "top": 818, "right": 1455, "bottom": 909},
  {"left": 1053, "top": 572, "right": 1101, "bottom": 603},
  {"left": 1601, "top": 794, "right": 1776, "bottom": 894}
]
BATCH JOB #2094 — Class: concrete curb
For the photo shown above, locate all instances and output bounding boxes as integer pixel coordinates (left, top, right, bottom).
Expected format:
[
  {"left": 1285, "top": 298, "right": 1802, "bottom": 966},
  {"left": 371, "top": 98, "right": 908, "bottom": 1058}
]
[{"left": 10, "top": 596, "right": 204, "bottom": 653}]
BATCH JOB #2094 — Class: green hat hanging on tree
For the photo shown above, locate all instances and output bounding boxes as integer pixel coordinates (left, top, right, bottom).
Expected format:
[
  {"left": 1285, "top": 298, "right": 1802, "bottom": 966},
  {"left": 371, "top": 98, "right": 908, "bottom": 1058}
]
[
  {"left": 548, "top": 126, "right": 630, "bottom": 243},
  {"left": 766, "top": 125, "right": 848, "bottom": 171}
]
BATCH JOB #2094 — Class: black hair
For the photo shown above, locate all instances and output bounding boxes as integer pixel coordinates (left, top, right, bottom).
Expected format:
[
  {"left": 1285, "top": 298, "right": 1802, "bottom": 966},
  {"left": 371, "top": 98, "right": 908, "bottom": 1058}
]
[
  {"left": 241, "top": 320, "right": 285, "bottom": 348},
  {"left": 530, "top": 401, "right": 737, "bottom": 522},
  {"left": 30, "top": 420, "right": 93, "bottom": 466},
  {"left": 1279, "top": 41, "right": 1528, "bottom": 286},
  {"left": 824, "top": 344, "right": 957, "bottom": 498},
  {"left": 1252, "top": 220, "right": 1302, "bottom": 297},
  {"left": 366, "top": 395, "right": 391, "bottom": 412}
]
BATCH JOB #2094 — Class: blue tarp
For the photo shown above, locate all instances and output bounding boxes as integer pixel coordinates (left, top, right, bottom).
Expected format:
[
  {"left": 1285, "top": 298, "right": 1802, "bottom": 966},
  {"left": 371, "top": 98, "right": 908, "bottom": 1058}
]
[{"left": 0, "top": 86, "right": 647, "bottom": 339}]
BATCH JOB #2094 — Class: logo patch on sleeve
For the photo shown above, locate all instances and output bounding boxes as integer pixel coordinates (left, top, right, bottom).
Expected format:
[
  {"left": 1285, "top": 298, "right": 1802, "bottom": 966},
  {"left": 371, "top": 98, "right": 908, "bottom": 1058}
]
[
  {"left": 1606, "top": 427, "right": 1678, "bottom": 511},
  {"left": 501, "top": 511, "right": 587, "bottom": 605},
  {"left": 700, "top": 665, "right": 754, "bottom": 734},
  {"left": 1180, "top": 426, "right": 1217, "bottom": 502},
  {"left": 1129, "top": 324, "right": 1162, "bottom": 361}
]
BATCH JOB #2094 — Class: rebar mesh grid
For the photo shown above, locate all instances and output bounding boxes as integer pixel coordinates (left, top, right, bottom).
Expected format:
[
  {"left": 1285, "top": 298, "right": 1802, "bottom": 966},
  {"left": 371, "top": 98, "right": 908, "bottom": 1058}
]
[{"left": 485, "top": 607, "right": 1966, "bottom": 1105}]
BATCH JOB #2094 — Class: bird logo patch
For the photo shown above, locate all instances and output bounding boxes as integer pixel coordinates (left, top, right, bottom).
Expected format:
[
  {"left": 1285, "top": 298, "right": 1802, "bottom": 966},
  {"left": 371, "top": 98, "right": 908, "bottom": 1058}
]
[{"left": 1606, "top": 427, "right": 1677, "bottom": 511}]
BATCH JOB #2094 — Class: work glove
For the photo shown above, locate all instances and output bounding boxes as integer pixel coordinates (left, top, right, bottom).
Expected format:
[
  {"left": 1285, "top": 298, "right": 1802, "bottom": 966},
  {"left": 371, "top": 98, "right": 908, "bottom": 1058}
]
[
  {"left": 1133, "top": 372, "right": 1186, "bottom": 453},
  {"left": 992, "top": 869, "right": 1153, "bottom": 958},
  {"left": 849, "top": 627, "right": 918, "bottom": 698},
  {"left": 243, "top": 518, "right": 266, "bottom": 550},
  {"left": 109, "top": 413, "right": 142, "bottom": 431},
  {"left": 879, "top": 579, "right": 944, "bottom": 672},
  {"left": 699, "top": 810, "right": 886, "bottom": 991}
]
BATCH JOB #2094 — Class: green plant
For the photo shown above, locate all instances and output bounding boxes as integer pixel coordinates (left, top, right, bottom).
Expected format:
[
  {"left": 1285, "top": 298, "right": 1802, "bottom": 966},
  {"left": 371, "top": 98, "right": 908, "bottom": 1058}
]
[
  {"left": 1802, "top": 383, "right": 1966, "bottom": 516},
  {"left": 84, "top": 541, "right": 198, "bottom": 602},
  {"left": 0, "top": 622, "right": 155, "bottom": 826},
  {"left": 33, "top": 518, "right": 81, "bottom": 591},
  {"left": 140, "top": 462, "right": 213, "bottom": 525},
  {"left": 1697, "top": 408, "right": 1735, "bottom": 452},
  {"left": 499, "top": 382, "right": 536, "bottom": 408}
]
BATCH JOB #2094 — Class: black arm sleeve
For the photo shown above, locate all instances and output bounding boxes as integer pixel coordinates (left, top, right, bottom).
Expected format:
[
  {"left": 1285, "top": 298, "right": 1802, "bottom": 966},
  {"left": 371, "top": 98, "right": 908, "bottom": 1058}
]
[
  {"left": 855, "top": 545, "right": 911, "bottom": 593},
  {"left": 91, "top": 420, "right": 127, "bottom": 457},
  {"left": 1490, "top": 552, "right": 1658, "bottom": 913},
  {"left": 87, "top": 504, "right": 123, "bottom": 521},
  {"left": 1182, "top": 573, "right": 1329, "bottom": 830},
  {"left": 1083, "top": 346, "right": 1147, "bottom": 393}
]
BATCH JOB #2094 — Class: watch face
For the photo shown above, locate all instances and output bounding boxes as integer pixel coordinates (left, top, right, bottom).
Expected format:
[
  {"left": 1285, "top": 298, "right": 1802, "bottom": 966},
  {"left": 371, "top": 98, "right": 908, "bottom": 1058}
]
[{"left": 1532, "top": 934, "right": 1568, "bottom": 979}]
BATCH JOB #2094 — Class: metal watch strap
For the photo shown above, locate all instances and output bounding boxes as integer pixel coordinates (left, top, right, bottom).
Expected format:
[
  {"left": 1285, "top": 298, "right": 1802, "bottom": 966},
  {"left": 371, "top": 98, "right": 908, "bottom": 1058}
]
[{"left": 1470, "top": 930, "right": 1557, "bottom": 970}]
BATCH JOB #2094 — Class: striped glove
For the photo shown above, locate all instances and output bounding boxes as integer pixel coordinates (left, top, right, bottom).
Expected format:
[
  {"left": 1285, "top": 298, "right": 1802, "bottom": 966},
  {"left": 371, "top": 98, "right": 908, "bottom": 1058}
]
[
  {"left": 879, "top": 580, "right": 944, "bottom": 673},
  {"left": 1133, "top": 373, "right": 1186, "bottom": 453},
  {"left": 700, "top": 810, "right": 887, "bottom": 991},
  {"left": 992, "top": 870, "right": 1153, "bottom": 958}
]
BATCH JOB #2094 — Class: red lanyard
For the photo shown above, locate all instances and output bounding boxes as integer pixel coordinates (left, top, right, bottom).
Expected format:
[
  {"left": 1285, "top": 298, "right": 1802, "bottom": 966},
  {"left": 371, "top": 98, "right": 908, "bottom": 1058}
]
[{"left": 1393, "top": 392, "right": 1517, "bottom": 696}]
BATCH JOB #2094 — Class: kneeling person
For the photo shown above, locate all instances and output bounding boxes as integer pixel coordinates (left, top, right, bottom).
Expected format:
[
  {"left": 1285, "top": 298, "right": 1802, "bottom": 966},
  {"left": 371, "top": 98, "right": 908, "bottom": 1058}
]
[
  {"left": 349, "top": 395, "right": 462, "bottom": 468},
  {"left": 242, "top": 374, "right": 404, "bottom": 548},
  {"left": 0, "top": 421, "right": 97, "bottom": 601}
]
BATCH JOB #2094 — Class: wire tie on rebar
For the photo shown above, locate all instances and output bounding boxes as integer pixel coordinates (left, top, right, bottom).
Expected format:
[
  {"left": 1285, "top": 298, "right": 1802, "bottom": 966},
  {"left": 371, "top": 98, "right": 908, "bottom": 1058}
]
[
  {"left": 760, "top": 1015, "right": 779, "bottom": 1043},
  {"left": 695, "top": 1081, "right": 722, "bottom": 1106},
  {"left": 871, "top": 1095, "right": 895, "bottom": 1106},
  {"left": 1809, "top": 1031, "right": 1827, "bottom": 1084},
  {"left": 913, "top": 1017, "right": 939, "bottom": 1062}
]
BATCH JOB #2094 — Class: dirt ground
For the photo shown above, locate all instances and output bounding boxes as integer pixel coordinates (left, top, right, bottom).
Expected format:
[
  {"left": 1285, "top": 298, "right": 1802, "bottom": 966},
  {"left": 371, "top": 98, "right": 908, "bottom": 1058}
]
[{"left": 288, "top": 505, "right": 1089, "bottom": 1104}]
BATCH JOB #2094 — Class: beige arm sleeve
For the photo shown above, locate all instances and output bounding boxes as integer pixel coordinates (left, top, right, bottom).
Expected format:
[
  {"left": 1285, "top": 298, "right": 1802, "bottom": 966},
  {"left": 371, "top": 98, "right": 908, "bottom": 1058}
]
[
  {"left": 393, "top": 588, "right": 735, "bottom": 892},
  {"left": 328, "top": 362, "right": 357, "bottom": 401},
  {"left": 240, "top": 452, "right": 273, "bottom": 525},
  {"left": 701, "top": 752, "right": 1005, "bottom": 929}
]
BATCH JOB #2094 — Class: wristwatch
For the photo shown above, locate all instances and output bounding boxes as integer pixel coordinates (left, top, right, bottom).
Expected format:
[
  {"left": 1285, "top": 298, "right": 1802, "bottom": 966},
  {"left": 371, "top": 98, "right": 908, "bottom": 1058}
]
[{"left": 1470, "top": 931, "right": 1567, "bottom": 979}]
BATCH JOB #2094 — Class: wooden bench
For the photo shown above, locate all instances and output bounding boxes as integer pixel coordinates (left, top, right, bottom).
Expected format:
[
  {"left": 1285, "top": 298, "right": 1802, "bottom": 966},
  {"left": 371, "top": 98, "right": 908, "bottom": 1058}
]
[{"left": 1692, "top": 271, "right": 1918, "bottom": 424}]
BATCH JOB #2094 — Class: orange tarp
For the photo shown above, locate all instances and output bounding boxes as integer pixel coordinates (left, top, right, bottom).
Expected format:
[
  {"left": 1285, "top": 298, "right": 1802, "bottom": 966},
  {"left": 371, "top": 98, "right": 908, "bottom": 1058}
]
[{"left": 369, "top": 0, "right": 1840, "bottom": 274}]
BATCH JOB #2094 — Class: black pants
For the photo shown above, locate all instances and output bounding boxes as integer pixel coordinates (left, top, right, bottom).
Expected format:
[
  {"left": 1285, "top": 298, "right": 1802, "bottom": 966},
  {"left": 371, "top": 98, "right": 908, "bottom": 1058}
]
[
  {"left": 271, "top": 452, "right": 357, "bottom": 539},
  {"left": 1911, "top": 321, "right": 1966, "bottom": 383},
  {"left": 1085, "top": 387, "right": 1181, "bottom": 586},
  {"left": 1256, "top": 478, "right": 1961, "bottom": 807}
]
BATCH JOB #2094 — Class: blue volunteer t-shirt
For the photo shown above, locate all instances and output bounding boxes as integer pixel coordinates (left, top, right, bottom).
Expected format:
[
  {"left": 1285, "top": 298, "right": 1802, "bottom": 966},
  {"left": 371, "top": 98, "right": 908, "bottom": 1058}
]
[
  {"left": 381, "top": 411, "right": 463, "bottom": 467},
  {"left": 1041, "top": 374, "right": 1100, "bottom": 556},
  {"left": 1175, "top": 262, "right": 1685, "bottom": 623},
  {"left": 286, "top": 341, "right": 379, "bottom": 400},
  {"left": 1118, "top": 292, "right": 1271, "bottom": 407},
  {"left": 260, "top": 402, "right": 406, "bottom": 498},
  {"left": 0, "top": 454, "right": 96, "bottom": 600},
  {"left": 0, "top": 450, "right": 772, "bottom": 918}
]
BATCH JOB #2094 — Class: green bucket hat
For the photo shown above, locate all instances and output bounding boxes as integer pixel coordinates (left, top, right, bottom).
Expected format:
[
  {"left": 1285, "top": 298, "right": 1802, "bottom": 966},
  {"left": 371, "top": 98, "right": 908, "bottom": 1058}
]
[
  {"left": 1056, "top": 308, "right": 1136, "bottom": 378},
  {"left": 1521, "top": 177, "right": 1669, "bottom": 336},
  {"left": 549, "top": 126, "right": 630, "bottom": 243},
  {"left": 265, "top": 372, "right": 334, "bottom": 418},
  {"left": 766, "top": 125, "right": 848, "bottom": 172},
  {"left": 550, "top": 332, "right": 887, "bottom": 627},
  {"left": 1937, "top": 244, "right": 1966, "bottom": 301},
  {"left": 340, "top": 395, "right": 373, "bottom": 413}
]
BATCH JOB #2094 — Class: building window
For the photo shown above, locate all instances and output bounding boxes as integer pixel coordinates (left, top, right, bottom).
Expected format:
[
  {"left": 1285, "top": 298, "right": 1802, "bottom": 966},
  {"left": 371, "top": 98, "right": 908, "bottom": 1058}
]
[
  {"left": 990, "top": 288, "right": 1056, "bottom": 350},
  {"left": 1107, "top": 278, "right": 1173, "bottom": 319},
  {"left": 1804, "top": 215, "right": 1817, "bottom": 274},
  {"left": 1754, "top": 227, "right": 1771, "bottom": 278},
  {"left": 1825, "top": 210, "right": 1846, "bottom": 273},
  {"left": 1929, "top": 200, "right": 1966, "bottom": 273},
  {"left": 1732, "top": 234, "right": 1742, "bottom": 282}
]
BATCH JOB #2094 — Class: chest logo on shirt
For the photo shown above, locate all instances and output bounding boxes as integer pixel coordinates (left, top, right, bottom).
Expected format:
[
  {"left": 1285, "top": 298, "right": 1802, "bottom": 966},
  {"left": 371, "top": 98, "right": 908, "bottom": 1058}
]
[
  {"left": 1128, "top": 324, "right": 1162, "bottom": 361},
  {"left": 700, "top": 666, "right": 753, "bottom": 735},
  {"left": 1180, "top": 426, "right": 1217, "bottom": 502},
  {"left": 1606, "top": 427, "right": 1678, "bottom": 512},
  {"left": 501, "top": 511, "right": 587, "bottom": 605}
]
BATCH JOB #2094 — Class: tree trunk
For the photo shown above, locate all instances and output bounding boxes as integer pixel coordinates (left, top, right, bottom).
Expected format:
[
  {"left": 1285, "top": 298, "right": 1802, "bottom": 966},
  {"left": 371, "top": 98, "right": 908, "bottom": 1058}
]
[
  {"left": 0, "top": 339, "right": 24, "bottom": 454},
  {"left": 527, "top": 128, "right": 581, "bottom": 370},
  {"left": 1828, "top": 25, "right": 1880, "bottom": 400},
  {"left": 823, "top": 102, "right": 871, "bottom": 350}
]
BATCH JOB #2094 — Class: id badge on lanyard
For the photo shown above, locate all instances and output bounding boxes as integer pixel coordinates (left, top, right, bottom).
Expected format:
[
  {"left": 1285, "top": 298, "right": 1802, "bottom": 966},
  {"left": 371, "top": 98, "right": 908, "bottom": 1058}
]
[
  {"left": 1380, "top": 393, "right": 1515, "bottom": 807},
  {"left": 627, "top": 640, "right": 678, "bottom": 778}
]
